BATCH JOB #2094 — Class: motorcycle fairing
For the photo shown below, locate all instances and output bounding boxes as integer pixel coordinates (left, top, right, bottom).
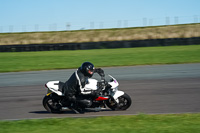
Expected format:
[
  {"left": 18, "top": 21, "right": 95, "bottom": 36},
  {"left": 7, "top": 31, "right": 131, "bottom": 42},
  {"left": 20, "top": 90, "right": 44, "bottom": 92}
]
[
  {"left": 85, "top": 79, "right": 98, "bottom": 90},
  {"left": 112, "top": 90, "right": 124, "bottom": 103},
  {"left": 95, "top": 96, "right": 109, "bottom": 101},
  {"left": 46, "top": 75, "right": 124, "bottom": 101},
  {"left": 108, "top": 75, "right": 119, "bottom": 89},
  {"left": 46, "top": 81, "right": 63, "bottom": 96}
]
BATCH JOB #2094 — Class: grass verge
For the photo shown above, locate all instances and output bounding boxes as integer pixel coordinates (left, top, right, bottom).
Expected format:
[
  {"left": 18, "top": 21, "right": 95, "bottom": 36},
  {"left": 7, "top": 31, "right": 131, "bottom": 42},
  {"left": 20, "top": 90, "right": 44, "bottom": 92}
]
[
  {"left": 0, "top": 45, "right": 200, "bottom": 72},
  {"left": 0, "top": 113, "right": 200, "bottom": 133}
]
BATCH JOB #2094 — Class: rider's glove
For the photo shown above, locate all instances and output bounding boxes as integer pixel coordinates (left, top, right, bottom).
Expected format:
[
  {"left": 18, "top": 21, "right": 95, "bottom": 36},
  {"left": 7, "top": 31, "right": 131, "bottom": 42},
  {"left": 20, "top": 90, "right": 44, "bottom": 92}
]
[{"left": 95, "top": 68, "right": 105, "bottom": 77}]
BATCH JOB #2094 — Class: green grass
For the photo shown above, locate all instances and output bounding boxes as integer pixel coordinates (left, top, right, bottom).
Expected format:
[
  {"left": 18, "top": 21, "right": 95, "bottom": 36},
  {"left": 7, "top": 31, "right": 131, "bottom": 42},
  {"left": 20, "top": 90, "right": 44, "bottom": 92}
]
[
  {"left": 0, "top": 45, "right": 200, "bottom": 72},
  {"left": 1, "top": 113, "right": 200, "bottom": 133}
]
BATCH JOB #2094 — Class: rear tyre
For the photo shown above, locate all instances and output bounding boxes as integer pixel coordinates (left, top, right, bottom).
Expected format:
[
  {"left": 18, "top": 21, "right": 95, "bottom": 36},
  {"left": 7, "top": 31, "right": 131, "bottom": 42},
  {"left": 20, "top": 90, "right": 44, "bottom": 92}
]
[
  {"left": 43, "top": 95, "right": 62, "bottom": 113},
  {"left": 106, "top": 93, "right": 132, "bottom": 110}
]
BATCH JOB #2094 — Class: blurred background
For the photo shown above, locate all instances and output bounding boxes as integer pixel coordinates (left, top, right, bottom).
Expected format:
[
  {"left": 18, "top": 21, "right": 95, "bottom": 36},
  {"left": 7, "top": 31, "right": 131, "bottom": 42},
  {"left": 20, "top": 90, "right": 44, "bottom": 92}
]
[
  {"left": 0, "top": 0, "right": 199, "bottom": 33},
  {"left": 0, "top": 15, "right": 199, "bottom": 33},
  {"left": 0, "top": 0, "right": 200, "bottom": 124},
  {"left": 0, "top": 0, "right": 200, "bottom": 47}
]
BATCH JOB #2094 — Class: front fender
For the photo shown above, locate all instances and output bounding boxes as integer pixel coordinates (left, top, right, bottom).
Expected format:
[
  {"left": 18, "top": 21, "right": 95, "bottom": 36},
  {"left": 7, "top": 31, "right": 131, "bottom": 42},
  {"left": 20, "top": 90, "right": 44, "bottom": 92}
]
[{"left": 113, "top": 91, "right": 124, "bottom": 102}]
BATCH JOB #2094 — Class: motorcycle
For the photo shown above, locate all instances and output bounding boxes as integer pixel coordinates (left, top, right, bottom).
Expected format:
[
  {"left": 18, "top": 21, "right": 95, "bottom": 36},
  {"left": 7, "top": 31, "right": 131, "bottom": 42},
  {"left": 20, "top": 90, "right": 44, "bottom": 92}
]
[{"left": 43, "top": 75, "right": 132, "bottom": 113}]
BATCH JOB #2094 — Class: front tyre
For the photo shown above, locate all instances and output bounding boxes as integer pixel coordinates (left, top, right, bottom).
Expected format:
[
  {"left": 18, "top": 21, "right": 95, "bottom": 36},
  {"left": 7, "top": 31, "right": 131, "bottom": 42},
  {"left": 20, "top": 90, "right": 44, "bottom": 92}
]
[
  {"left": 43, "top": 95, "right": 62, "bottom": 113},
  {"left": 106, "top": 93, "right": 132, "bottom": 110}
]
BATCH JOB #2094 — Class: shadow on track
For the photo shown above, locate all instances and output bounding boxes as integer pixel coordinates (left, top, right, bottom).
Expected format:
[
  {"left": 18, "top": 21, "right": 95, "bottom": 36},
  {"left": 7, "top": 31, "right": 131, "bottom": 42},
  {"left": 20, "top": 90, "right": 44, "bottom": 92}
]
[{"left": 29, "top": 109, "right": 113, "bottom": 114}]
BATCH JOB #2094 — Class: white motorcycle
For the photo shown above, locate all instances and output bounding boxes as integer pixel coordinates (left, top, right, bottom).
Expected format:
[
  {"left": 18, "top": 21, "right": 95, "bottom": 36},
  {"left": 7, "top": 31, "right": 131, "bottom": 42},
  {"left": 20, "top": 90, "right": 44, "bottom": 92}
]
[{"left": 43, "top": 75, "right": 132, "bottom": 113}]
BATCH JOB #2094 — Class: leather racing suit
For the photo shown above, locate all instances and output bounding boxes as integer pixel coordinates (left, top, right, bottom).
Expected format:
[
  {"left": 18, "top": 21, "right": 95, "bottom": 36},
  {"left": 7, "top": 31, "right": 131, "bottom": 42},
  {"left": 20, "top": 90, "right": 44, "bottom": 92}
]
[{"left": 62, "top": 67, "right": 104, "bottom": 107}]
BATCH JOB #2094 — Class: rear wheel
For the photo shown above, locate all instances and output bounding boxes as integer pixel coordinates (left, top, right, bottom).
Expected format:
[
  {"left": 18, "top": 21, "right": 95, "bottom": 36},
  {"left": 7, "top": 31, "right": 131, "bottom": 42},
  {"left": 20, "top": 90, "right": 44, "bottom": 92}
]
[
  {"left": 106, "top": 93, "right": 132, "bottom": 110},
  {"left": 43, "top": 95, "right": 62, "bottom": 113}
]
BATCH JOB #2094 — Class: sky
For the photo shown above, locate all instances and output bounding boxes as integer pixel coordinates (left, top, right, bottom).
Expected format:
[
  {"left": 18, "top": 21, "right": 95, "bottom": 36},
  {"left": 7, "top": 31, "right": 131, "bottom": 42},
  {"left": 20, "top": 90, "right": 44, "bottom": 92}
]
[{"left": 0, "top": 0, "right": 200, "bottom": 32}]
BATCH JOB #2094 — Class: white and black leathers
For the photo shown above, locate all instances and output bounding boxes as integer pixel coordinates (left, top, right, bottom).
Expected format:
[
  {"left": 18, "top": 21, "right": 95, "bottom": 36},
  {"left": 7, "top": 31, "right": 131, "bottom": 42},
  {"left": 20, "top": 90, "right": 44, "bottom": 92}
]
[{"left": 63, "top": 67, "right": 91, "bottom": 97}]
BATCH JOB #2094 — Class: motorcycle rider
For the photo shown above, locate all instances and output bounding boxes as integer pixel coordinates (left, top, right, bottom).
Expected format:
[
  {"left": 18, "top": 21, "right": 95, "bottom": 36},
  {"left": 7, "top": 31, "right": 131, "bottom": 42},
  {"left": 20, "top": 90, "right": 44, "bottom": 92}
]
[{"left": 62, "top": 62, "right": 105, "bottom": 113}]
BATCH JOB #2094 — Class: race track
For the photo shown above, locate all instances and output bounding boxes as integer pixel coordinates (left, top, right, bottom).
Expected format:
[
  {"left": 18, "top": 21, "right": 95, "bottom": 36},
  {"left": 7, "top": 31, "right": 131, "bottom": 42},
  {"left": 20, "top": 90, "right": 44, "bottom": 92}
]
[{"left": 0, "top": 63, "right": 200, "bottom": 120}]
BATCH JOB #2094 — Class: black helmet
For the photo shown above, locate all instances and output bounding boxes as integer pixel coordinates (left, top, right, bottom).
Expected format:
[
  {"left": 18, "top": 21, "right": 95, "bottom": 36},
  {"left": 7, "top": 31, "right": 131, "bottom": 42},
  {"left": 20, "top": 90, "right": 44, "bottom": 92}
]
[{"left": 80, "top": 62, "right": 95, "bottom": 78}]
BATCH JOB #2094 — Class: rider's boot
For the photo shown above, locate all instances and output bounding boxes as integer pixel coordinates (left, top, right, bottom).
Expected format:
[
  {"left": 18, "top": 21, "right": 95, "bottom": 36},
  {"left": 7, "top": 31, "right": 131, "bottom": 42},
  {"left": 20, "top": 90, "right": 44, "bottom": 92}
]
[
  {"left": 77, "top": 99, "right": 92, "bottom": 108},
  {"left": 71, "top": 99, "right": 92, "bottom": 114},
  {"left": 70, "top": 102, "right": 84, "bottom": 114},
  {"left": 67, "top": 96, "right": 84, "bottom": 114}
]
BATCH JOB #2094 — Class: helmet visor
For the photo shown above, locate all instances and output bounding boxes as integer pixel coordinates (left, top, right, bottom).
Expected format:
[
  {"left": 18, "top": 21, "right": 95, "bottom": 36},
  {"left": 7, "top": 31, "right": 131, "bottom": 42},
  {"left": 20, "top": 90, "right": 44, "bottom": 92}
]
[
  {"left": 88, "top": 69, "right": 94, "bottom": 75},
  {"left": 88, "top": 67, "right": 95, "bottom": 75}
]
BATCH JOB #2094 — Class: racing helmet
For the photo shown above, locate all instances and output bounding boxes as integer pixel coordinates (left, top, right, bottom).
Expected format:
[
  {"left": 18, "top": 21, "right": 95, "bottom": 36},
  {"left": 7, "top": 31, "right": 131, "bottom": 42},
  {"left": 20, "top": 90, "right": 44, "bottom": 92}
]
[{"left": 80, "top": 62, "right": 95, "bottom": 78}]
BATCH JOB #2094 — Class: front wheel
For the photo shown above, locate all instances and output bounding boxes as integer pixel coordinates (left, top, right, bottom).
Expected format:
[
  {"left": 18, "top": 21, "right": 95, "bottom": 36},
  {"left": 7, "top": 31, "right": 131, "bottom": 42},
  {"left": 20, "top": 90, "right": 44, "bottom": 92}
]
[
  {"left": 106, "top": 93, "right": 132, "bottom": 110},
  {"left": 43, "top": 95, "right": 62, "bottom": 113}
]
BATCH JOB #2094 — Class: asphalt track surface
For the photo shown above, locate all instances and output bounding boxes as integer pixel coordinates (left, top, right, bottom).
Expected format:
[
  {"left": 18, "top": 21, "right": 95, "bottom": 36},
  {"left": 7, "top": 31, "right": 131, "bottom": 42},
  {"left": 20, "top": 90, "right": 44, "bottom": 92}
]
[{"left": 0, "top": 63, "right": 200, "bottom": 120}]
